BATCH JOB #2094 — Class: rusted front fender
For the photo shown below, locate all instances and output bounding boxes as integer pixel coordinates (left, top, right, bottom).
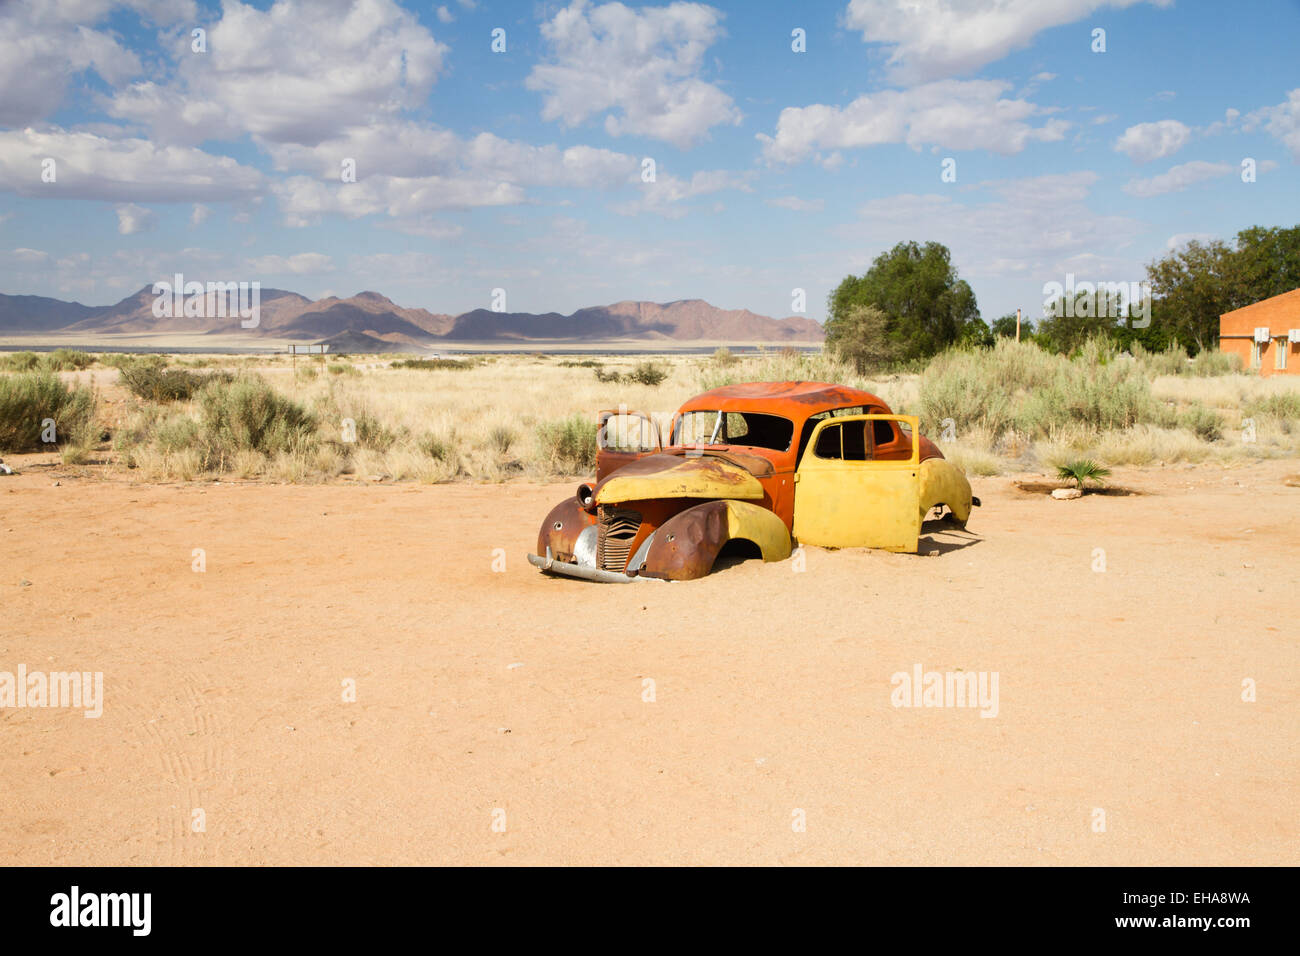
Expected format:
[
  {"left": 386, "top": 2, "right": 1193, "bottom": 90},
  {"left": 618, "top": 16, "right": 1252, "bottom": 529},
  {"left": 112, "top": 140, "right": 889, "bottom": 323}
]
[
  {"left": 640, "top": 499, "right": 792, "bottom": 581},
  {"left": 536, "top": 493, "right": 597, "bottom": 564}
]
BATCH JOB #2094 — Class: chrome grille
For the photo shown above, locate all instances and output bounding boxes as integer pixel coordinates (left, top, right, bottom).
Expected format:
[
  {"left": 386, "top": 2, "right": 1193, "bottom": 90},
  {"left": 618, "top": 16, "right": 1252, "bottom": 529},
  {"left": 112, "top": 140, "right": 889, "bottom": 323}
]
[{"left": 597, "top": 506, "right": 642, "bottom": 571}]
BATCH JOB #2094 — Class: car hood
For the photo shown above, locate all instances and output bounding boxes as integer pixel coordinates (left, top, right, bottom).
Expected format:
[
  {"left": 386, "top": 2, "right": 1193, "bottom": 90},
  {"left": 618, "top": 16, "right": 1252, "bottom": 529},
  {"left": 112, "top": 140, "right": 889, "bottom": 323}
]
[{"left": 592, "top": 452, "right": 766, "bottom": 504}]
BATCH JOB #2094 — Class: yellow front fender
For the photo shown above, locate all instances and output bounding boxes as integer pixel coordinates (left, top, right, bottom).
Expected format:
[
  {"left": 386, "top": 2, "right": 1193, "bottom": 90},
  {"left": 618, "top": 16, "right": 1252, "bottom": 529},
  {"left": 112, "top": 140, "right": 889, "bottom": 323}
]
[
  {"left": 919, "top": 458, "right": 973, "bottom": 526},
  {"left": 722, "top": 499, "right": 792, "bottom": 562}
]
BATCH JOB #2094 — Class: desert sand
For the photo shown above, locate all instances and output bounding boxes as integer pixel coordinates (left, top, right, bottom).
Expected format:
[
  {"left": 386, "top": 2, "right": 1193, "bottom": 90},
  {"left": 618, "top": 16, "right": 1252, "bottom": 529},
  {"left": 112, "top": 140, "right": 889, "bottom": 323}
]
[{"left": 3, "top": 461, "right": 1298, "bottom": 865}]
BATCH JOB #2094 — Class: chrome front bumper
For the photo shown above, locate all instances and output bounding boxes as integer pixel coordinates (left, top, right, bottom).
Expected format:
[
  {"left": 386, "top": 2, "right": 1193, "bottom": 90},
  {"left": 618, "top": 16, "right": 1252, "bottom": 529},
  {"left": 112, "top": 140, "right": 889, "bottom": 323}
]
[{"left": 526, "top": 549, "right": 639, "bottom": 583}]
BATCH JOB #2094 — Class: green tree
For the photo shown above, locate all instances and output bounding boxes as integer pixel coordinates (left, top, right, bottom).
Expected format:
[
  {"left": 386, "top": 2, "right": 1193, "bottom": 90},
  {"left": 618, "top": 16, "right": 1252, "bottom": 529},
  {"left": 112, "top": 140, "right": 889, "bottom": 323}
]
[
  {"left": 826, "top": 304, "right": 900, "bottom": 373},
  {"left": 1146, "top": 239, "right": 1239, "bottom": 352},
  {"left": 957, "top": 316, "right": 993, "bottom": 348},
  {"left": 1145, "top": 225, "right": 1300, "bottom": 352},
  {"left": 990, "top": 313, "right": 1021, "bottom": 338},
  {"left": 826, "top": 240, "right": 980, "bottom": 362}
]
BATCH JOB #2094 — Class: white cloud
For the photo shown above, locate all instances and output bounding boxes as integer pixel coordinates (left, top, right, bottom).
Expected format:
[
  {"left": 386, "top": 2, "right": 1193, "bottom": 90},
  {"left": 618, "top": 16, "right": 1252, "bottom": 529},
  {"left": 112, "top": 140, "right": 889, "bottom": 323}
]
[
  {"left": 107, "top": 0, "right": 447, "bottom": 146},
  {"left": 1122, "top": 160, "right": 1233, "bottom": 197},
  {"left": 0, "top": 1, "right": 194, "bottom": 125},
  {"left": 1113, "top": 120, "right": 1192, "bottom": 163},
  {"left": 115, "top": 203, "right": 157, "bottom": 235},
  {"left": 1244, "top": 88, "right": 1300, "bottom": 160},
  {"left": 766, "top": 196, "right": 824, "bottom": 212},
  {"left": 266, "top": 123, "right": 640, "bottom": 223},
  {"left": 758, "top": 80, "right": 1068, "bottom": 164},
  {"left": 526, "top": 0, "right": 741, "bottom": 148},
  {"left": 436, "top": 5, "right": 454, "bottom": 23},
  {"left": 12, "top": 247, "right": 50, "bottom": 264},
  {"left": 247, "top": 253, "right": 334, "bottom": 275},
  {"left": 837, "top": 172, "right": 1143, "bottom": 285},
  {"left": 0, "top": 128, "right": 264, "bottom": 203},
  {"left": 1166, "top": 232, "right": 1216, "bottom": 251},
  {"left": 272, "top": 174, "right": 523, "bottom": 226},
  {"left": 843, "top": 0, "right": 1169, "bottom": 82},
  {"left": 191, "top": 203, "right": 211, "bottom": 226},
  {"left": 610, "top": 169, "right": 751, "bottom": 217},
  {"left": 379, "top": 218, "right": 464, "bottom": 240}
]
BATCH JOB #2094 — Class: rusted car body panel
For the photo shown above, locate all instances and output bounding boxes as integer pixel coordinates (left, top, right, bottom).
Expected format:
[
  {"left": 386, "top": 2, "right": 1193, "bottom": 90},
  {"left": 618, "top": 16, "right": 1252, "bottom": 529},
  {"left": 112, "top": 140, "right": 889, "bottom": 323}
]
[{"left": 529, "top": 381, "right": 976, "bottom": 581}]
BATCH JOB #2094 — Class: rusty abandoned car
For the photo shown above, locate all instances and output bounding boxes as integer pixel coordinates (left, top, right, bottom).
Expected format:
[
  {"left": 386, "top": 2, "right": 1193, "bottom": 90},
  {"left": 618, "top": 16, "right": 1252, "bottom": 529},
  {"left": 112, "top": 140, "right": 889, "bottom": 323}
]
[{"left": 527, "top": 381, "right": 979, "bottom": 582}]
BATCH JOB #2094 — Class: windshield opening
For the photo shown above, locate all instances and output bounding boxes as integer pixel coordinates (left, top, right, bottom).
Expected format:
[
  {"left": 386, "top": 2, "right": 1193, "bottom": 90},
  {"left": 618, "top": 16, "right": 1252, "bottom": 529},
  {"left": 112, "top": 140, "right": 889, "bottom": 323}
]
[{"left": 671, "top": 410, "right": 794, "bottom": 452}]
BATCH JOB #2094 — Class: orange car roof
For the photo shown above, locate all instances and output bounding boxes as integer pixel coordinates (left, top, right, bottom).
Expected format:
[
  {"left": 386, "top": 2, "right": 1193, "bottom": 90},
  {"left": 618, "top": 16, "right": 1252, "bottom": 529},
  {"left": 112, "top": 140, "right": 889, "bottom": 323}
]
[{"left": 677, "top": 381, "right": 890, "bottom": 418}]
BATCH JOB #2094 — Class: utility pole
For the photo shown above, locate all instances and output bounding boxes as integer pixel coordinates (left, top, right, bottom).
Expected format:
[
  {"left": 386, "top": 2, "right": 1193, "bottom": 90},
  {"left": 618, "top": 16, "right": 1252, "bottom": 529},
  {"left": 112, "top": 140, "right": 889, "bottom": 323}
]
[{"left": 1016, "top": 308, "right": 1021, "bottom": 342}]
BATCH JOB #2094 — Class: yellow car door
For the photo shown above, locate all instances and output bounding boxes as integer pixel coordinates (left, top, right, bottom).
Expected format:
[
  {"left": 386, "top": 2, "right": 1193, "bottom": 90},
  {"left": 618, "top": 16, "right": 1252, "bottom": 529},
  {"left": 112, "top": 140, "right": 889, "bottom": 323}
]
[{"left": 793, "top": 414, "right": 921, "bottom": 552}]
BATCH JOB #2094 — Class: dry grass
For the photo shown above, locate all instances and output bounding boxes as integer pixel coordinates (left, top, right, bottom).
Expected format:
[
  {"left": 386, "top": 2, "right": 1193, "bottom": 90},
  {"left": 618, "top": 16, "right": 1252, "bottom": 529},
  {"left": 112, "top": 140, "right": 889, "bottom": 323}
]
[{"left": 4, "top": 345, "right": 1297, "bottom": 482}]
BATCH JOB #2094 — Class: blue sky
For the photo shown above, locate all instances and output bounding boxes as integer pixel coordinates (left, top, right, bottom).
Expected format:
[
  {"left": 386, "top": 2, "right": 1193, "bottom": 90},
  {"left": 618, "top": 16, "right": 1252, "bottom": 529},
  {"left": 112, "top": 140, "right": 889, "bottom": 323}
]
[{"left": 1, "top": 0, "right": 1297, "bottom": 324}]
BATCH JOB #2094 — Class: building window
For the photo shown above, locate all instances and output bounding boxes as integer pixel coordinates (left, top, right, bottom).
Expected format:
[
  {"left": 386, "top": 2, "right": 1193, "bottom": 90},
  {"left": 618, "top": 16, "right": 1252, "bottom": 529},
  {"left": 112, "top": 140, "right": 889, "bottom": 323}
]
[
  {"left": 1251, "top": 341, "right": 1262, "bottom": 368},
  {"left": 1278, "top": 339, "right": 1289, "bottom": 371}
]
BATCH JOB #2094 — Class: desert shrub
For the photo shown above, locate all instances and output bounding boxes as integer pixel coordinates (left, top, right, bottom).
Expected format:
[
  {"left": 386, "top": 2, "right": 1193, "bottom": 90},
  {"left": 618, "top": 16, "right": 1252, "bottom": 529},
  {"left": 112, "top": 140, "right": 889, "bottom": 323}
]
[
  {"left": 560, "top": 359, "right": 602, "bottom": 368},
  {"left": 628, "top": 360, "right": 669, "bottom": 386},
  {"left": 536, "top": 414, "right": 597, "bottom": 473},
  {"left": 1132, "top": 342, "right": 1241, "bottom": 377},
  {"left": 43, "top": 349, "right": 94, "bottom": 371},
  {"left": 920, "top": 336, "right": 1153, "bottom": 440},
  {"left": 419, "top": 431, "right": 456, "bottom": 462},
  {"left": 0, "top": 351, "right": 40, "bottom": 372},
  {"left": 348, "top": 411, "right": 397, "bottom": 451},
  {"left": 711, "top": 346, "right": 738, "bottom": 367},
  {"left": 154, "top": 414, "right": 201, "bottom": 453},
  {"left": 0, "top": 371, "right": 96, "bottom": 452},
  {"left": 594, "top": 366, "right": 623, "bottom": 383},
  {"left": 119, "top": 357, "right": 233, "bottom": 402},
  {"left": 488, "top": 425, "right": 515, "bottom": 454},
  {"left": 327, "top": 362, "right": 360, "bottom": 376},
  {"left": 391, "top": 358, "right": 470, "bottom": 370},
  {"left": 1179, "top": 403, "right": 1223, "bottom": 441},
  {"left": 1244, "top": 392, "right": 1300, "bottom": 423},
  {"left": 195, "top": 375, "right": 317, "bottom": 469}
]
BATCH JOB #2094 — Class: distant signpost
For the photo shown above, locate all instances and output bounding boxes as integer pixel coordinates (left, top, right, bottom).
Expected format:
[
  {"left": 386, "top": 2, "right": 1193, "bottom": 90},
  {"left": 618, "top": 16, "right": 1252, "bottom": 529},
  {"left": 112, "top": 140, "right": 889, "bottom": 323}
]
[{"left": 287, "top": 343, "right": 329, "bottom": 373}]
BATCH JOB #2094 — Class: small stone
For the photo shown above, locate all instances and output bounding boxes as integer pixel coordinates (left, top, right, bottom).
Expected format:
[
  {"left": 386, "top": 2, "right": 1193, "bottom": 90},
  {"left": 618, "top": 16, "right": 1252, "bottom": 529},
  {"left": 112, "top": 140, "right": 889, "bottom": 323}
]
[
  {"left": 506, "top": 662, "right": 524, "bottom": 670},
  {"left": 51, "top": 480, "right": 60, "bottom": 487},
  {"left": 366, "top": 474, "right": 384, "bottom": 482},
  {"left": 1051, "top": 487, "right": 1082, "bottom": 500},
  {"left": 20, "top": 579, "right": 32, "bottom": 587}
]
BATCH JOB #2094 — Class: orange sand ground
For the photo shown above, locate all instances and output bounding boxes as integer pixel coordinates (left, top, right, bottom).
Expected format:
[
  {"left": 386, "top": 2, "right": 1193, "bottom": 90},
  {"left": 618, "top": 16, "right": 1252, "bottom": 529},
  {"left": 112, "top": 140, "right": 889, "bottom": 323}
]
[{"left": 3, "top": 461, "right": 1298, "bottom": 865}]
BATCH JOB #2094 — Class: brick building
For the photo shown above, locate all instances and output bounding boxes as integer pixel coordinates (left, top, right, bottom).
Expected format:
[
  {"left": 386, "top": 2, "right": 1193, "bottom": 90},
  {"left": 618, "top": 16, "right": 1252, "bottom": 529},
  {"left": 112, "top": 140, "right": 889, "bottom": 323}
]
[{"left": 1219, "top": 288, "right": 1300, "bottom": 376}]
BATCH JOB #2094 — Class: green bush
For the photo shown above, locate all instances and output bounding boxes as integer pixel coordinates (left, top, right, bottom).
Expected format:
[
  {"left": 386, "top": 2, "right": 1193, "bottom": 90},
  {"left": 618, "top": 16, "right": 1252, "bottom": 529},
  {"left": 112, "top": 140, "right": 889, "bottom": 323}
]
[
  {"left": 0, "top": 352, "right": 40, "bottom": 372},
  {"left": 536, "top": 414, "right": 597, "bottom": 473},
  {"left": 919, "top": 336, "right": 1154, "bottom": 440},
  {"left": 0, "top": 371, "right": 96, "bottom": 452},
  {"left": 119, "top": 357, "right": 233, "bottom": 402},
  {"left": 391, "top": 358, "right": 471, "bottom": 370},
  {"left": 419, "top": 431, "right": 456, "bottom": 462},
  {"left": 1179, "top": 403, "right": 1222, "bottom": 441},
  {"left": 43, "top": 349, "right": 94, "bottom": 371},
  {"left": 1244, "top": 392, "right": 1300, "bottom": 423},
  {"left": 196, "top": 375, "right": 317, "bottom": 468},
  {"left": 629, "top": 361, "right": 670, "bottom": 386}
]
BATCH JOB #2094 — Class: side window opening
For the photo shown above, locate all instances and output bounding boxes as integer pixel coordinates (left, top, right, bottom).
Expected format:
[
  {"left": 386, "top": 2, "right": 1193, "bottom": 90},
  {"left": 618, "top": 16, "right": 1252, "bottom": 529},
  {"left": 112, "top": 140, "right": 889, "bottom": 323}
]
[{"left": 813, "top": 420, "right": 869, "bottom": 461}]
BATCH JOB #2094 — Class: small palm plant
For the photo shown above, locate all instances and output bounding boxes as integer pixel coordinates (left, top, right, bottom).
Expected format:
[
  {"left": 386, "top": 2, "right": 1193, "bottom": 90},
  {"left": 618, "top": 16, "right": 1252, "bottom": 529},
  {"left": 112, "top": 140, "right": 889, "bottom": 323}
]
[{"left": 1057, "top": 458, "right": 1112, "bottom": 491}]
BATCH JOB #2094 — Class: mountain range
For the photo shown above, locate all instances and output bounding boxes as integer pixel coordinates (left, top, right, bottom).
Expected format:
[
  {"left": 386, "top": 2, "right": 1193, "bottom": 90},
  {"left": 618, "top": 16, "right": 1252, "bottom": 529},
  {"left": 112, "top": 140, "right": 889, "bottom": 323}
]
[{"left": 0, "top": 286, "right": 823, "bottom": 346}]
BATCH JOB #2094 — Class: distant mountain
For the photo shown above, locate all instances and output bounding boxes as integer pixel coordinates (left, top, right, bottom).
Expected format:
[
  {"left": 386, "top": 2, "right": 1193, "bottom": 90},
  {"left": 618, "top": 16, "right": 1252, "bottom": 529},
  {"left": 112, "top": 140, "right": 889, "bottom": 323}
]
[
  {"left": 0, "top": 293, "right": 103, "bottom": 332},
  {"left": 0, "top": 286, "right": 823, "bottom": 343}
]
